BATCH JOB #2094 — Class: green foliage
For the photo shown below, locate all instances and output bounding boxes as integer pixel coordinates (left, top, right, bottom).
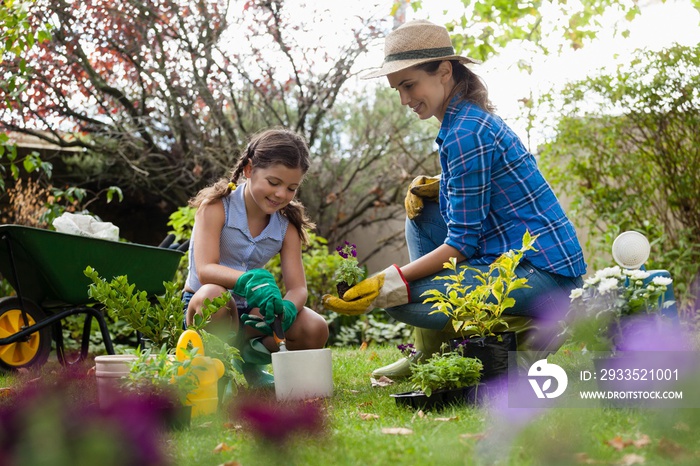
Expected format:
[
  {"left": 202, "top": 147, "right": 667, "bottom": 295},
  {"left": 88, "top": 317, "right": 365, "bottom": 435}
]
[
  {"left": 84, "top": 266, "right": 230, "bottom": 350},
  {"left": 167, "top": 205, "right": 196, "bottom": 242},
  {"left": 539, "top": 44, "right": 700, "bottom": 313},
  {"left": 1, "top": 0, "right": 53, "bottom": 190},
  {"left": 422, "top": 231, "right": 537, "bottom": 337},
  {"left": 408, "top": 350, "right": 482, "bottom": 397},
  {"left": 198, "top": 330, "right": 243, "bottom": 389},
  {"left": 124, "top": 344, "right": 199, "bottom": 406},
  {"left": 418, "top": 0, "right": 653, "bottom": 62},
  {"left": 330, "top": 313, "right": 412, "bottom": 347}
]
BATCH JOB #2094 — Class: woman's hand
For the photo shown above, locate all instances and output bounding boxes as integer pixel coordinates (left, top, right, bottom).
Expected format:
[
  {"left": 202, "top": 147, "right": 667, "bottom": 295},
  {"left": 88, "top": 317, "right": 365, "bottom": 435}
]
[{"left": 322, "top": 265, "right": 410, "bottom": 315}]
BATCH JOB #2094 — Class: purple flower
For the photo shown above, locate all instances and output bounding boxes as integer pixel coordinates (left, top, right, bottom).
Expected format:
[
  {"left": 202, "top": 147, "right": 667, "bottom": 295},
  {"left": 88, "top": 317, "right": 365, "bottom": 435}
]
[
  {"left": 231, "top": 395, "right": 325, "bottom": 445},
  {"left": 336, "top": 241, "right": 358, "bottom": 260},
  {"left": 397, "top": 343, "right": 416, "bottom": 356},
  {"left": 0, "top": 365, "right": 170, "bottom": 465}
]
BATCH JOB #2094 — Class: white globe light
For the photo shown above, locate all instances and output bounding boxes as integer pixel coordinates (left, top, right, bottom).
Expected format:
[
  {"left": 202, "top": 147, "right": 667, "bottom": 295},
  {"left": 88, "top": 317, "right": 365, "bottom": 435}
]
[{"left": 612, "top": 231, "right": 650, "bottom": 269}]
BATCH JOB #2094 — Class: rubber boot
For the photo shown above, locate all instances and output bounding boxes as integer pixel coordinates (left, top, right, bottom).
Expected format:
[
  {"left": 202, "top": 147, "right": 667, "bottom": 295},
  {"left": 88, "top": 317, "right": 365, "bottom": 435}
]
[
  {"left": 371, "top": 327, "right": 450, "bottom": 378},
  {"left": 234, "top": 336, "right": 275, "bottom": 389}
]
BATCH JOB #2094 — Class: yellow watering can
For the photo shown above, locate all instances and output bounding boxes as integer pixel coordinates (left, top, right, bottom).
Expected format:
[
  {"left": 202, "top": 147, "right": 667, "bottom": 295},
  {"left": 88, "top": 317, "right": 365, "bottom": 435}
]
[{"left": 176, "top": 329, "right": 225, "bottom": 417}]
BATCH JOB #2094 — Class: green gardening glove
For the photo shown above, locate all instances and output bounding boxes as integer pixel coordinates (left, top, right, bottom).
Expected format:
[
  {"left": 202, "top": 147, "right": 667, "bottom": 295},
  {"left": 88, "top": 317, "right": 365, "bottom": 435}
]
[
  {"left": 259, "top": 297, "right": 297, "bottom": 331},
  {"left": 233, "top": 269, "right": 282, "bottom": 314}
]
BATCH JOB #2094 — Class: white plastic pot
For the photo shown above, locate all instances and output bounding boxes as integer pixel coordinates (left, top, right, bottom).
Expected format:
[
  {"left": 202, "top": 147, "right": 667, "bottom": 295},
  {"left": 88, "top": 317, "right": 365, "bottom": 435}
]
[
  {"left": 271, "top": 348, "right": 333, "bottom": 401},
  {"left": 94, "top": 354, "right": 137, "bottom": 408}
]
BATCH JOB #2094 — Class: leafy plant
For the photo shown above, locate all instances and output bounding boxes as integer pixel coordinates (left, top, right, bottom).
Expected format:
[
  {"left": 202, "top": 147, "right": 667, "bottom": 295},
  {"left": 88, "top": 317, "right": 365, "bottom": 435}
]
[
  {"left": 422, "top": 231, "right": 538, "bottom": 338},
  {"left": 84, "top": 266, "right": 229, "bottom": 349},
  {"left": 330, "top": 314, "right": 412, "bottom": 347},
  {"left": 563, "top": 265, "right": 674, "bottom": 351},
  {"left": 408, "top": 349, "right": 482, "bottom": 397},
  {"left": 123, "top": 344, "right": 199, "bottom": 406},
  {"left": 333, "top": 241, "right": 365, "bottom": 289}
]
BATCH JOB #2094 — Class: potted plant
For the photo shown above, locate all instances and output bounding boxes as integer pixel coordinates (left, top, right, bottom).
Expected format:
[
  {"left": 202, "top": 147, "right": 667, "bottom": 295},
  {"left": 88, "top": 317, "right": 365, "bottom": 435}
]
[
  {"left": 421, "top": 231, "right": 537, "bottom": 380},
  {"left": 391, "top": 345, "right": 483, "bottom": 410},
  {"left": 85, "top": 266, "right": 242, "bottom": 407},
  {"left": 333, "top": 241, "right": 365, "bottom": 297},
  {"left": 563, "top": 265, "right": 674, "bottom": 353},
  {"left": 122, "top": 343, "right": 200, "bottom": 429}
]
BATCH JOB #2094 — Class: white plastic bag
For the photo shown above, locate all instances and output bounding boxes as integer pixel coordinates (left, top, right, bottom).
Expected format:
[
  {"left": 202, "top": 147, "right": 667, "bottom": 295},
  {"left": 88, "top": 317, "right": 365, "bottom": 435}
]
[{"left": 52, "top": 212, "right": 120, "bottom": 241}]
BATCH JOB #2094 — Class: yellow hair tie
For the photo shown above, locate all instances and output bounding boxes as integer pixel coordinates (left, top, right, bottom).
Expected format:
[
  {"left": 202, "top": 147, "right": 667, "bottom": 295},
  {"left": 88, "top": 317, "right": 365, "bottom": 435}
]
[{"left": 228, "top": 182, "right": 237, "bottom": 190}]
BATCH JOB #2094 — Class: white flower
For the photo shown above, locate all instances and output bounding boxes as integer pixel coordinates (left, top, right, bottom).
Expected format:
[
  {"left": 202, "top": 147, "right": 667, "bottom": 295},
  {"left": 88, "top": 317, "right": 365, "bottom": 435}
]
[
  {"left": 569, "top": 288, "right": 584, "bottom": 300},
  {"left": 652, "top": 276, "right": 673, "bottom": 287},
  {"left": 597, "top": 277, "right": 619, "bottom": 294},
  {"left": 584, "top": 276, "right": 601, "bottom": 286},
  {"left": 624, "top": 269, "right": 650, "bottom": 280},
  {"left": 595, "top": 266, "right": 622, "bottom": 280}
]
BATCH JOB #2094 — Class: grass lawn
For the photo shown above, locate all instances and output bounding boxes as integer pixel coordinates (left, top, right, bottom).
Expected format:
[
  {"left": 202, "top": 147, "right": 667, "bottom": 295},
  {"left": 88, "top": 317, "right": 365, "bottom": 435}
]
[
  {"left": 2, "top": 344, "right": 700, "bottom": 465},
  {"left": 173, "top": 344, "right": 700, "bottom": 466}
]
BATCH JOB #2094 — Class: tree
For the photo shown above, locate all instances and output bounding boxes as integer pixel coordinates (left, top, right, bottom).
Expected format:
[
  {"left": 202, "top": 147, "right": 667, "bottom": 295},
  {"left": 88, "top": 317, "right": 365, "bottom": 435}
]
[
  {"left": 538, "top": 44, "right": 700, "bottom": 312},
  {"left": 0, "top": 0, "right": 441, "bottom": 254}
]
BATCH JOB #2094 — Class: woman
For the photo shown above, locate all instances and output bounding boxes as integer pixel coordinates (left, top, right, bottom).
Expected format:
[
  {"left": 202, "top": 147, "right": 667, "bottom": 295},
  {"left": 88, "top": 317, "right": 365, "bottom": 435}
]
[{"left": 323, "top": 20, "right": 586, "bottom": 377}]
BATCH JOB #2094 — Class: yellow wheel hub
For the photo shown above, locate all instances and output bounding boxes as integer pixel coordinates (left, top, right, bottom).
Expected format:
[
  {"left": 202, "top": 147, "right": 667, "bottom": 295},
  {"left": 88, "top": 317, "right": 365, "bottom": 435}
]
[{"left": 0, "top": 309, "right": 41, "bottom": 366}]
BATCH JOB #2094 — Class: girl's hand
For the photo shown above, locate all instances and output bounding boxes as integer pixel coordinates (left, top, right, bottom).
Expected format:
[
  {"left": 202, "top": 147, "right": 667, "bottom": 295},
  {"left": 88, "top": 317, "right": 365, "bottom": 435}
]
[
  {"left": 233, "top": 269, "right": 282, "bottom": 311},
  {"left": 259, "top": 297, "right": 297, "bottom": 331},
  {"left": 240, "top": 314, "right": 273, "bottom": 336}
]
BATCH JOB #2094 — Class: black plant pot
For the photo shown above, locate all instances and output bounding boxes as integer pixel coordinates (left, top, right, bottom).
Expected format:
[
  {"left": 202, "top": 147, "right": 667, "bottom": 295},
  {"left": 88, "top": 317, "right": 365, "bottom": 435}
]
[
  {"left": 450, "top": 332, "right": 517, "bottom": 381},
  {"left": 160, "top": 403, "right": 192, "bottom": 430},
  {"left": 391, "top": 384, "right": 487, "bottom": 411},
  {"left": 145, "top": 396, "right": 192, "bottom": 430}
]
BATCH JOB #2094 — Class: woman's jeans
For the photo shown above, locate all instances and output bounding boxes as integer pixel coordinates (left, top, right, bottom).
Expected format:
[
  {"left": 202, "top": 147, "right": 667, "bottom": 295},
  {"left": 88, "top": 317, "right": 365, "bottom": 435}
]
[{"left": 385, "top": 201, "right": 583, "bottom": 332}]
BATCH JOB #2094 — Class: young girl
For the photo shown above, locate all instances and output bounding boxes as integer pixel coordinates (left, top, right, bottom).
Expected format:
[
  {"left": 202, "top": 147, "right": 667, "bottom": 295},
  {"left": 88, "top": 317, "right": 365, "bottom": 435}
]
[
  {"left": 183, "top": 128, "right": 329, "bottom": 387},
  {"left": 323, "top": 20, "right": 586, "bottom": 377}
]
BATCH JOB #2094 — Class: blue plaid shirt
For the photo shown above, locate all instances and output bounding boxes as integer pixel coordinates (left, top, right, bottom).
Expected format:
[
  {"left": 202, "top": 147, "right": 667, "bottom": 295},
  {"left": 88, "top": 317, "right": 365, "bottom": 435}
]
[{"left": 437, "top": 98, "right": 586, "bottom": 278}]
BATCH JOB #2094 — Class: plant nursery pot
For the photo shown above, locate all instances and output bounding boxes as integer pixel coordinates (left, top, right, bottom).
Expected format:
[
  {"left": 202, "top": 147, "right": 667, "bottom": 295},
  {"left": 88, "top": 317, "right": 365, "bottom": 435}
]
[
  {"left": 94, "top": 354, "right": 138, "bottom": 409},
  {"left": 450, "top": 332, "right": 517, "bottom": 381},
  {"left": 391, "top": 384, "right": 487, "bottom": 411},
  {"left": 271, "top": 348, "right": 333, "bottom": 401}
]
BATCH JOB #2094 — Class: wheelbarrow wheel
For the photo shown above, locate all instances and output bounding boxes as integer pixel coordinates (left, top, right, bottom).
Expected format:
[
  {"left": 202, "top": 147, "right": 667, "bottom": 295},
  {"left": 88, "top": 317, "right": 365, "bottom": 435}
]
[{"left": 0, "top": 297, "right": 52, "bottom": 370}]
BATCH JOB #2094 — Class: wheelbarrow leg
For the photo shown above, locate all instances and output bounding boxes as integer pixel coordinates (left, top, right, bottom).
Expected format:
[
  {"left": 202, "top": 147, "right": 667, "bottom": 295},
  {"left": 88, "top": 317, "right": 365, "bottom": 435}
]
[{"left": 52, "top": 307, "right": 115, "bottom": 366}]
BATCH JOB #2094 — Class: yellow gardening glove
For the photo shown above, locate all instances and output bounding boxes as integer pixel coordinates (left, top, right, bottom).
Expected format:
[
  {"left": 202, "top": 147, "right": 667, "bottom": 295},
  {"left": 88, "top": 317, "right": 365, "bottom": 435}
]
[
  {"left": 404, "top": 174, "right": 440, "bottom": 220},
  {"left": 322, "top": 265, "right": 410, "bottom": 316}
]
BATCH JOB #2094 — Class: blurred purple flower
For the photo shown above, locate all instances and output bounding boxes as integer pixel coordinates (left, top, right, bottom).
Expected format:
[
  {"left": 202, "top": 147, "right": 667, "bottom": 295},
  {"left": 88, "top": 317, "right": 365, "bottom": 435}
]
[
  {"left": 0, "top": 366, "right": 170, "bottom": 466},
  {"left": 231, "top": 395, "right": 325, "bottom": 444}
]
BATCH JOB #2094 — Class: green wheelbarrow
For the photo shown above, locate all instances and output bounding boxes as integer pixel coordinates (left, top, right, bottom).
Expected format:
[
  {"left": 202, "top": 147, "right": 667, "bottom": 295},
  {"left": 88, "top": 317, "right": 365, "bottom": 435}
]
[{"left": 0, "top": 224, "right": 184, "bottom": 371}]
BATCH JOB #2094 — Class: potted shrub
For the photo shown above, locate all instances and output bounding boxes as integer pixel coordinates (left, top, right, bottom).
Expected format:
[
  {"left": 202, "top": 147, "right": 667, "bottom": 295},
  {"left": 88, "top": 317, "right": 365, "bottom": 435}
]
[
  {"left": 421, "top": 231, "right": 537, "bottom": 380},
  {"left": 85, "top": 266, "right": 242, "bottom": 407},
  {"left": 122, "top": 343, "right": 200, "bottom": 429},
  {"left": 332, "top": 241, "right": 365, "bottom": 297},
  {"left": 391, "top": 346, "right": 483, "bottom": 410}
]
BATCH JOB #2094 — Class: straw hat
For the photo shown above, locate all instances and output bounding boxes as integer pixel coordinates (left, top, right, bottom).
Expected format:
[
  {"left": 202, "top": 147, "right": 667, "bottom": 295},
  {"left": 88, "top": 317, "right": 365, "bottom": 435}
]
[{"left": 362, "top": 19, "right": 478, "bottom": 79}]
